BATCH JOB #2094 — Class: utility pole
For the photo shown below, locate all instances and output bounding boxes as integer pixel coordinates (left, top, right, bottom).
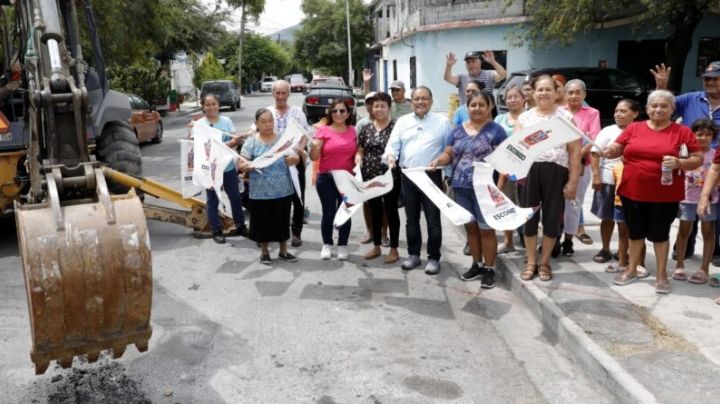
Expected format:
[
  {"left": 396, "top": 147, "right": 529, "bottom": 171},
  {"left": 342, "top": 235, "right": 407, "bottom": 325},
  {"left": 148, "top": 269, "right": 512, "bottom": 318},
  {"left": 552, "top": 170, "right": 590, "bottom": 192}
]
[
  {"left": 238, "top": 4, "right": 246, "bottom": 97},
  {"left": 345, "top": 0, "right": 353, "bottom": 87}
]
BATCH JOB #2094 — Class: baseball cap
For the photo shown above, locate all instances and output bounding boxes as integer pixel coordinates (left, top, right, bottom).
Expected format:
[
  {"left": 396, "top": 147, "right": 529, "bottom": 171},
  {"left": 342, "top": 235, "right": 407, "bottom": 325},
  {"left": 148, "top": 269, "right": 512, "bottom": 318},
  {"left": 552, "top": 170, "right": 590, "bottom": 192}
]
[
  {"left": 364, "top": 91, "right": 377, "bottom": 101},
  {"left": 464, "top": 51, "right": 481, "bottom": 60},
  {"left": 389, "top": 80, "right": 405, "bottom": 90},
  {"left": 701, "top": 61, "right": 720, "bottom": 78}
]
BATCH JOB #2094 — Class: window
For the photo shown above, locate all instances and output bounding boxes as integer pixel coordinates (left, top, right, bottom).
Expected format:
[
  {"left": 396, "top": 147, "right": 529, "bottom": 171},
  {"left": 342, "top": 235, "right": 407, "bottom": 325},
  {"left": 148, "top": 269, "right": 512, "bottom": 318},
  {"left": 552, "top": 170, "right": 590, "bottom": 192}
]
[
  {"left": 698, "top": 38, "right": 720, "bottom": 76},
  {"left": 393, "top": 59, "right": 397, "bottom": 81},
  {"left": 607, "top": 71, "right": 645, "bottom": 91},
  {"left": 410, "top": 56, "right": 416, "bottom": 89}
]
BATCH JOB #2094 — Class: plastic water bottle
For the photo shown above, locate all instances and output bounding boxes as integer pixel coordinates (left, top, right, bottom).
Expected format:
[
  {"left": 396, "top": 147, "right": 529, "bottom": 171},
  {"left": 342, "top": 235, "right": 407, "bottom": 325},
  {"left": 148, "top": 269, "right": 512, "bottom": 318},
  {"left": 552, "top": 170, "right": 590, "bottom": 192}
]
[{"left": 661, "top": 165, "right": 673, "bottom": 186}]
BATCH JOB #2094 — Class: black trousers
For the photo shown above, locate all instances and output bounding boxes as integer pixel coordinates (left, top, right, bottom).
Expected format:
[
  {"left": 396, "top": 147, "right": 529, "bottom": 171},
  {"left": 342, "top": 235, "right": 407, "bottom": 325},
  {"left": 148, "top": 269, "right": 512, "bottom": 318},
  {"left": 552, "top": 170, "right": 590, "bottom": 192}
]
[
  {"left": 402, "top": 170, "right": 442, "bottom": 260},
  {"left": 290, "top": 160, "right": 306, "bottom": 237},
  {"left": 367, "top": 173, "right": 401, "bottom": 247}
]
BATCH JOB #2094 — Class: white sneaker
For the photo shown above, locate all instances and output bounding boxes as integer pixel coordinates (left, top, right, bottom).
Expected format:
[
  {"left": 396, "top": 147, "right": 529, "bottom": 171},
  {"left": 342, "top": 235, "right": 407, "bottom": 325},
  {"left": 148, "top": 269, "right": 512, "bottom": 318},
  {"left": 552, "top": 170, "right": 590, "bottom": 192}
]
[
  {"left": 321, "top": 244, "right": 332, "bottom": 260},
  {"left": 337, "top": 246, "right": 348, "bottom": 261}
]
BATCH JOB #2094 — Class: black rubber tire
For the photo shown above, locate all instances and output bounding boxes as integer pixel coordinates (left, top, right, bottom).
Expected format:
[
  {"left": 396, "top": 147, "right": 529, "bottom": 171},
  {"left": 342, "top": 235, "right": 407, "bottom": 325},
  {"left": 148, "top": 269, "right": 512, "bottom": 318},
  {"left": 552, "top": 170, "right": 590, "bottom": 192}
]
[
  {"left": 152, "top": 121, "right": 163, "bottom": 144},
  {"left": 96, "top": 120, "right": 142, "bottom": 194},
  {"left": 230, "top": 101, "right": 236, "bottom": 112}
]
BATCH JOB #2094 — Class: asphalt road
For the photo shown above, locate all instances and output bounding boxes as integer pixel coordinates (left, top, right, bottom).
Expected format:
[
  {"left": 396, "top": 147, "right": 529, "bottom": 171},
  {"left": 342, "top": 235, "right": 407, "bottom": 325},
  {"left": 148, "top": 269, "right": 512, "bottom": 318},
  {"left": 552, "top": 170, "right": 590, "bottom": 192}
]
[{"left": 0, "top": 93, "right": 610, "bottom": 403}]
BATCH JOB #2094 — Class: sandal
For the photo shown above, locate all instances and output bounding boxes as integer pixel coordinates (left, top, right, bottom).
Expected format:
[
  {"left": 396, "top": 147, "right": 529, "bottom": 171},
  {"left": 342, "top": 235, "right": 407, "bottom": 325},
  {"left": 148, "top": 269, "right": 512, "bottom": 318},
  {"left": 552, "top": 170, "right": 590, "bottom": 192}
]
[
  {"left": 637, "top": 265, "right": 650, "bottom": 279},
  {"left": 688, "top": 270, "right": 708, "bottom": 284},
  {"left": 605, "top": 264, "right": 626, "bottom": 273},
  {"left": 593, "top": 249, "right": 613, "bottom": 263},
  {"left": 521, "top": 263, "right": 538, "bottom": 281},
  {"left": 538, "top": 264, "right": 553, "bottom": 281},
  {"left": 715, "top": 297, "right": 720, "bottom": 305},
  {"left": 655, "top": 281, "right": 671, "bottom": 294},
  {"left": 576, "top": 233, "right": 593, "bottom": 245},
  {"left": 672, "top": 268, "right": 688, "bottom": 281},
  {"left": 614, "top": 272, "right": 638, "bottom": 286},
  {"left": 360, "top": 233, "right": 372, "bottom": 244},
  {"left": 709, "top": 273, "right": 720, "bottom": 288}
]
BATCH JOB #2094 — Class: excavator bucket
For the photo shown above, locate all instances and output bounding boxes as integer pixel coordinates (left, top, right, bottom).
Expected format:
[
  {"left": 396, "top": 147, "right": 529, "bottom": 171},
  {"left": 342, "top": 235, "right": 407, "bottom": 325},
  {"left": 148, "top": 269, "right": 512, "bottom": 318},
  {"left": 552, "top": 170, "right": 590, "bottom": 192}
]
[{"left": 14, "top": 171, "right": 152, "bottom": 374}]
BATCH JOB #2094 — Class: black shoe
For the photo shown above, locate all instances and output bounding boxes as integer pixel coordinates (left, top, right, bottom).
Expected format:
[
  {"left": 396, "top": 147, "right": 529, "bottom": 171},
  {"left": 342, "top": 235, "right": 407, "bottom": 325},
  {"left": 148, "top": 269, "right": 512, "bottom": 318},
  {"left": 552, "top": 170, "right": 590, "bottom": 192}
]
[
  {"left": 463, "top": 243, "right": 471, "bottom": 256},
  {"left": 460, "top": 263, "right": 485, "bottom": 281},
  {"left": 480, "top": 268, "right": 496, "bottom": 289},
  {"left": 227, "top": 225, "right": 249, "bottom": 238},
  {"left": 260, "top": 254, "right": 272, "bottom": 264},
  {"left": 238, "top": 225, "right": 249, "bottom": 238},
  {"left": 279, "top": 252, "right": 298, "bottom": 262},
  {"left": 561, "top": 239, "right": 574, "bottom": 257},
  {"left": 212, "top": 232, "right": 226, "bottom": 244},
  {"left": 291, "top": 235, "right": 302, "bottom": 247},
  {"left": 550, "top": 241, "right": 561, "bottom": 258}
]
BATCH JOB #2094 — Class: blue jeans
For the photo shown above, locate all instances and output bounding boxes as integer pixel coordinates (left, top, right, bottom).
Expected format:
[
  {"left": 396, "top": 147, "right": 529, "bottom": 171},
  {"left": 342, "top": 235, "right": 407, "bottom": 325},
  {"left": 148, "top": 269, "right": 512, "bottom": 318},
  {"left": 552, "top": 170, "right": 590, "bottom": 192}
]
[
  {"left": 316, "top": 173, "right": 351, "bottom": 246},
  {"left": 402, "top": 170, "right": 442, "bottom": 260},
  {"left": 207, "top": 170, "right": 245, "bottom": 233}
]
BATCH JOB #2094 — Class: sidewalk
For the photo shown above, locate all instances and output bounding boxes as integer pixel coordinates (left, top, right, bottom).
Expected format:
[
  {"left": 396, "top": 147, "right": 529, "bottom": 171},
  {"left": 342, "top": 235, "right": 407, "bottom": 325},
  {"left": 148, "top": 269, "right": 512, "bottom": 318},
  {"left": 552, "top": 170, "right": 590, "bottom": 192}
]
[{"left": 449, "top": 193, "right": 720, "bottom": 402}]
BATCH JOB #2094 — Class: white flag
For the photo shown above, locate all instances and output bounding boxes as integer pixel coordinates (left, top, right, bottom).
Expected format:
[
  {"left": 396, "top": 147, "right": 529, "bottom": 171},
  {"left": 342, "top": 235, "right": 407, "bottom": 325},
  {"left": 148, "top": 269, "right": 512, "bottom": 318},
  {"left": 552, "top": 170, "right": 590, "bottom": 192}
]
[
  {"left": 331, "top": 169, "right": 394, "bottom": 205},
  {"left": 402, "top": 168, "right": 474, "bottom": 226},
  {"left": 485, "top": 115, "right": 582, "bottom": 181},
  {"left": 192, "top": 123, "right": 240, "bottom": 190},
  {"left": 179, "top": 139, "right": 203, "bottom": 198},
  {"left": 472, "top": 162, "right": 538, "bottom": 230},
  {"left": 251, "top": 119, "right": 306, "bottom": 169}
]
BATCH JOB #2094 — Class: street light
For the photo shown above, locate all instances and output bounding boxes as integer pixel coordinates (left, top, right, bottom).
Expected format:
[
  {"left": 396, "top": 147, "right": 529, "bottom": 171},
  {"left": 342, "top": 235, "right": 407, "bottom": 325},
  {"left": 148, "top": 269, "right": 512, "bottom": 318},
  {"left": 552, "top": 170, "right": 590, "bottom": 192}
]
[{"left": 346, "top": 0, "right": 353, "bottom": 87}]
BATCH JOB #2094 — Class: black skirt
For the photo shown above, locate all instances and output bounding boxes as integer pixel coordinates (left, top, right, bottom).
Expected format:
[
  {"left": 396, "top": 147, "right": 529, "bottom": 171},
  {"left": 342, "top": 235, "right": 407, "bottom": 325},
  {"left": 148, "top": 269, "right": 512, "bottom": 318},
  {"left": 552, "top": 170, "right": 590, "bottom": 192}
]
[{"left": 249, "top": 195, "right": 292, "bottom": 242}]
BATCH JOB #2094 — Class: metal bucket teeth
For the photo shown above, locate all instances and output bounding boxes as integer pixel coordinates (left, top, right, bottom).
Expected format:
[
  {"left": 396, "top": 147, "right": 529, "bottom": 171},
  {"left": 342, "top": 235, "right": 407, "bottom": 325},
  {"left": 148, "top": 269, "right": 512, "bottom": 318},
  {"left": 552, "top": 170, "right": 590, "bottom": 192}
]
[{"left": 15, "top": 193, "right": 152, "bottom": 374}]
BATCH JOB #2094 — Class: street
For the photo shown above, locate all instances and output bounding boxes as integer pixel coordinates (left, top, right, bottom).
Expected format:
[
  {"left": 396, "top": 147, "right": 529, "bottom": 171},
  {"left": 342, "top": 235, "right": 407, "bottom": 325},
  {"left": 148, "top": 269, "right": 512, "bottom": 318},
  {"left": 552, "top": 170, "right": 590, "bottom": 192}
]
[{"left": 0, "top": 93, "right": 610, "bottom": 403}]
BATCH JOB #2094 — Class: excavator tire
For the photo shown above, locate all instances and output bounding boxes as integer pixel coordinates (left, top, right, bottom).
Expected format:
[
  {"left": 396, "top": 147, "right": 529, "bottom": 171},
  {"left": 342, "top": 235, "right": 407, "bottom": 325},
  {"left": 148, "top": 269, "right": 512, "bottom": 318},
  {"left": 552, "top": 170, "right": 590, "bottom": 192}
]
[{"left": 96, "top": 121, "right": 142, "bottom": 194}]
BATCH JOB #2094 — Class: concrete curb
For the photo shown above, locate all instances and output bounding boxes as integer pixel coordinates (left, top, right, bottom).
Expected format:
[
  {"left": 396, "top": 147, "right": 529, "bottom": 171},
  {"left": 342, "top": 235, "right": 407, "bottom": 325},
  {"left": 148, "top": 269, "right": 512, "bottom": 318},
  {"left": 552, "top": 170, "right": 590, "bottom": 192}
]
[{"left": 496, "top": 256, "right": 658, "bottom": 404}]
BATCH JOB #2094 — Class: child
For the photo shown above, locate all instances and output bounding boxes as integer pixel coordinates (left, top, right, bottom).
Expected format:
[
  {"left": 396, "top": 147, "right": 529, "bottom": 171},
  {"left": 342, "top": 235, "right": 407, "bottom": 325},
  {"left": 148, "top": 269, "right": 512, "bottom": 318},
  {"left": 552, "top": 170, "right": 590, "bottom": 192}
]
[
  {"left": 674, "top": 118, "right": 719, "bottom": 284},
  {"left": 608, "top": 160, "right": 648, "bottom": 277},
  {"left": 693, "top": 119, "right": 720, "bottom": 305}
]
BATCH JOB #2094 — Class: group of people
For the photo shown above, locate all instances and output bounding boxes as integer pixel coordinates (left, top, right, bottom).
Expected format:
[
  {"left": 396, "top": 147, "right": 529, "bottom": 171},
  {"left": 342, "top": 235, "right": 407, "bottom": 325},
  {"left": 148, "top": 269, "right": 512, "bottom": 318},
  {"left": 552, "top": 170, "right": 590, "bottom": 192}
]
[{"left": 192, "top": 53, "right": 720, "bottom": 305}]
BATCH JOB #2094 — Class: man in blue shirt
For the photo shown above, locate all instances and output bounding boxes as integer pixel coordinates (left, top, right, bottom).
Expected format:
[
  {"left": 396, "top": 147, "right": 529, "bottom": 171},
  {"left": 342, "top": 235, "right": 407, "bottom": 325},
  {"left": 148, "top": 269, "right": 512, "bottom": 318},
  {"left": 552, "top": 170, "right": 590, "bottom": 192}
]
[
  {"left": 384, "top": 86, "right": 452, "bottom": 274},
  {"left": 652, "top": 61, "right": 720, "bottom": 261}
]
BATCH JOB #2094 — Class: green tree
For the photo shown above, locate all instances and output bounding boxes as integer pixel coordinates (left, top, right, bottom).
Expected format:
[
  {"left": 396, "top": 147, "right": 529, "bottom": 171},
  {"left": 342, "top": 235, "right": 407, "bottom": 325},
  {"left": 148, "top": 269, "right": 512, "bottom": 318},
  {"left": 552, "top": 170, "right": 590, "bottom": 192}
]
[
  {"left": 193, "top": 52, "right": 234, "bottom": 89},
  {"left": 107, "top": 59, "right": 170, "bottom": 105},
  {"left": 513, "top": 0, "right": 716, "bottom": 91},
  {"left": 294, "top": 0, "right": 373, "bottom": 85},
  {"left": 213, "top": 32, "right": 292, "bottom": 87}
]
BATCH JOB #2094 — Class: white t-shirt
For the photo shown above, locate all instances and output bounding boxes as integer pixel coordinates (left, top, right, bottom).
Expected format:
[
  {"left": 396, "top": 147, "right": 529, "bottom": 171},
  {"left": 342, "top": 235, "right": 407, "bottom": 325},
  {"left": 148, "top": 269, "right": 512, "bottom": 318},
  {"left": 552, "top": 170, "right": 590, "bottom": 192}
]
[
  {"left": 517, "top": 107, "right": 574, "bottom": 168},
  {"left": 591, "top": 124, "right": 623, "bottom": 184}
]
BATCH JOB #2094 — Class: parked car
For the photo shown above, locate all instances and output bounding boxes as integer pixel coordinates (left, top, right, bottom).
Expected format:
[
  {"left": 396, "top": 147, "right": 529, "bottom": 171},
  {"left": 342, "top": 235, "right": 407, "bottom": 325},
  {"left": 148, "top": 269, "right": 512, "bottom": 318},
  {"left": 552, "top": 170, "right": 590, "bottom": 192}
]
[
  {"left": 496, "top": 67, "right": 652, "bottom": 126},
  {"left": 310, "top": 76, "right": 345, "bottom": 86},
  {"left": 127, "top": 94, "right": 163, "bottom": 144},
  {"left": 302, "top": 83, "right": 357, "bottom": 124},
  {"left": 260, "top": 76, "right": 278, "bottom": 92},
  {"left": 288, "top": 74, "right": 307, "bottom": 93},
  {"left": 200, "top": 80, "right": 241, "bottom": 111}
]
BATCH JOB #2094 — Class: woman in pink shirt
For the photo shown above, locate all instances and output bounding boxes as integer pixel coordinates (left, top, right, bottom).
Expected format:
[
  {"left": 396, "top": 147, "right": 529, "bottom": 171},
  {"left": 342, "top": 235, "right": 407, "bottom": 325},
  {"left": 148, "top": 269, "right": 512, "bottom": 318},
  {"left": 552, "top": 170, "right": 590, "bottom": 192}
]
[
  {"left": 310, "top": 99, "right": 357, "bottom": 261},
  {"left": 559, "top": 79, "right": 602, "bottom": 256}
]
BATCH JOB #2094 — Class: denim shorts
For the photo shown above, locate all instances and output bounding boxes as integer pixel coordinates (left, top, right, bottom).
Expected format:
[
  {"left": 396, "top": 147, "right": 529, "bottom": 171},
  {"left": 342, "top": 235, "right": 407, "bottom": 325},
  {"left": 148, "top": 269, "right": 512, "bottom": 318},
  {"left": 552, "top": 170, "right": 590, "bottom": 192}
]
[
  {"left": 453, "top": 187, "right": 490, "bottom": 230},
  {"left": 678, "top": 202, "right": 718, "bottom": 221},
  {"left": 613, "top": 206, "right": 625, "bottom": 222}
]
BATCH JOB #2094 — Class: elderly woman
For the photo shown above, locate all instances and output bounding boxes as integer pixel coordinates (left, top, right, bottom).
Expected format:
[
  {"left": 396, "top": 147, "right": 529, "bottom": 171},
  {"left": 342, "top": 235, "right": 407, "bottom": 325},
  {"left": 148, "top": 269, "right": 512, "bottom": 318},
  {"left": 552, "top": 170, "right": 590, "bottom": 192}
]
[
  {"left": 494, "top": 84, "right": 527, "bottom": 253},
  {"left": 355, "top": 92, "right": 400, "bottom": 263},
  {"left": 239, "top": 108, "right": 300, "bottom": 264},
  {"left": 604, "top": 90, "right": 702, "bottom": 294},
  {"left": 518, "top": 75, "right": 582, "bottom": 281},
  {"left": 310, "top": 98, "right": 357, "bottom": 261},
  {"left": 590, "top": 99, "right": 640, "bottom": 266},
  {"left": 559, "top": 79, "right": 602, "bottom": 255},
  {"left": 431, "top": 91, "right": 507, "bottom": 287}
]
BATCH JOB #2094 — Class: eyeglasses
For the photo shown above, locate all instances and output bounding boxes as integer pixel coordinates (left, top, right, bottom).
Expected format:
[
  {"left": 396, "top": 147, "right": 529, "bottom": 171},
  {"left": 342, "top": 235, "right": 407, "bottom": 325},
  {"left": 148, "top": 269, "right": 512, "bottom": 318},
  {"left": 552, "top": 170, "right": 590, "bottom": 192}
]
[
  {"left": 331, "top": 109, "right": 348, "bottom": 114},
  {"left": 412, "top": 97, "right": 431, "bottom": 102}
]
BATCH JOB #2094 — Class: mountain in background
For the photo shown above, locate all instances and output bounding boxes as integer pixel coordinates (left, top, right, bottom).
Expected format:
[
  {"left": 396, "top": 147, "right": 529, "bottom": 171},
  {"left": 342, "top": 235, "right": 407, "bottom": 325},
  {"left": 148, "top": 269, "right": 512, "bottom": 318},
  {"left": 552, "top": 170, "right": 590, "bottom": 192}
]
[{"left": 266, "top": 23, "right": 301, "bottom": 43}]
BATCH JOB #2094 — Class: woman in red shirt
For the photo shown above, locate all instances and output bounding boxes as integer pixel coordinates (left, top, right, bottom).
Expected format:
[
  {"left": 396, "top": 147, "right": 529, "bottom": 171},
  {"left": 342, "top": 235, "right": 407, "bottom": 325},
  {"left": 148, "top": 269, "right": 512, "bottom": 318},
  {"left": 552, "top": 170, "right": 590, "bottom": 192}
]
[
  {"left": 310, "top": 99, "right": 357, "bottom": 261},
  {"left": 603, "top": 90, "right": 703, "bottom": 294}
]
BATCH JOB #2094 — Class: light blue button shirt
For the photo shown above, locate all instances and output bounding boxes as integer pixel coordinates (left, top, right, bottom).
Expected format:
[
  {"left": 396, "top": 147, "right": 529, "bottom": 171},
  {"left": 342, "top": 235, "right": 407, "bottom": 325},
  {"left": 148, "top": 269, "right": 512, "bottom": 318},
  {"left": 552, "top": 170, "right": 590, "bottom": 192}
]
[{"left": 383, "top": 112, "right": 452, "bottom": 168}]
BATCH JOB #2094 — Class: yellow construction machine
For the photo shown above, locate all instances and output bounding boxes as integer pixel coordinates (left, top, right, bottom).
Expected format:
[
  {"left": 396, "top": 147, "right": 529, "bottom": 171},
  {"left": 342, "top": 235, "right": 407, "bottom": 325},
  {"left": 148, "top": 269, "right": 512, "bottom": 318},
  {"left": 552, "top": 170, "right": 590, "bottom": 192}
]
[{"left": 0, "top": 0, "right": 228, "bottom": 374}]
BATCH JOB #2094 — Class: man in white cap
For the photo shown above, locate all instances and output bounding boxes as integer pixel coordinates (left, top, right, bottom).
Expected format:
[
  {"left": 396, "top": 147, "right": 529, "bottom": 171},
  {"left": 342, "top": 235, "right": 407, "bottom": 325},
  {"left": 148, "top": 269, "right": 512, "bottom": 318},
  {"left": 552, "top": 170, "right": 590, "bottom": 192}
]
[
  {"left": 444, "top": 50, "right": 506, "bottom": 105},
  {"left": 389, "top": 80, "right": 412, "bottom": 119}
]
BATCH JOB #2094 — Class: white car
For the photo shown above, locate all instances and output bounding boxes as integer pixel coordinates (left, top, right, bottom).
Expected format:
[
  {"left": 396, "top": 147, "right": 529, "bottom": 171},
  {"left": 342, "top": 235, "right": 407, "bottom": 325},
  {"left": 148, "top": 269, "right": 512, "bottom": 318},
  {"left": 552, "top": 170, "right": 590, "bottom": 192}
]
[{"left": 260, "top": 76, "right": 278, "bottom": 92}]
